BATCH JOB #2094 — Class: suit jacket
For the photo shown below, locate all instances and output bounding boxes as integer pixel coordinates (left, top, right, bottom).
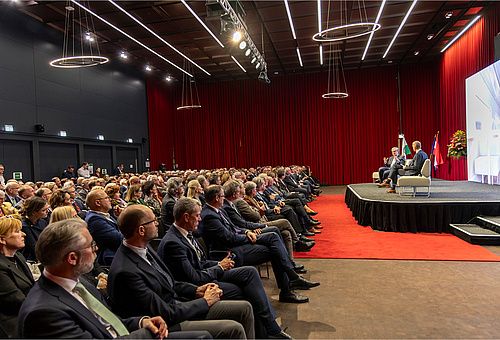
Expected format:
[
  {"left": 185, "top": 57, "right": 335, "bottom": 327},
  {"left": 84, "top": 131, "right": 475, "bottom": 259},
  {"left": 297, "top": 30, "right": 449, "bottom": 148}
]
[
  {"left": 282, "top": 175, "right": 300, "bottom": 192},
  {"left": 114, "top": 167, "right": 123, "bottom": 176},
  {"left": 20, "top": 217, "right": 48, "bottom": 262},
  {"left": 0, "top": 252, "right": 35, "bottom": 339},
  {"left": 234, "top": 199, "right": 262, "bottom": 223},
  {"left": 85, "top": 211, "right": 123, "bottom": 266},
  {"left": 404, "top": 150, "right": 429, "bottom": 176},
  {"left": 62, "top": 170, "right": 76, "bottom": 180},
  {"left": 158, "top": 226, "right": 223, "bottom": 285},
  {"left": 198, "top": 205, "right": 249, "bottom": 262},
  {"left": 160, "top": 194, "right": 176, "bottom": 229},
  {"left": 107, "top": 244, "right": 209, "bottom": 330},
  {"left": 221, "top": 200, "right": 265, "bottom": 231},
  {"left": 385, "top": 155, "right": 405, "bottom": 167},
  {"left": 17, "top": 275, "right": 146, "bottom": 338},
  {"left": 4, "top": 195, "right": 20, "bottom": 207}
]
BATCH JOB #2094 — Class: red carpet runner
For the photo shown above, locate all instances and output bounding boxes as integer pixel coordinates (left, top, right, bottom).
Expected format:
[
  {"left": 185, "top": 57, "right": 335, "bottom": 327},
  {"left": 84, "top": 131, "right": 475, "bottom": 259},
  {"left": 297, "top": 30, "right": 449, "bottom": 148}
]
[{"left": 294, "top": 195, "right": 500, "bottom": 261}]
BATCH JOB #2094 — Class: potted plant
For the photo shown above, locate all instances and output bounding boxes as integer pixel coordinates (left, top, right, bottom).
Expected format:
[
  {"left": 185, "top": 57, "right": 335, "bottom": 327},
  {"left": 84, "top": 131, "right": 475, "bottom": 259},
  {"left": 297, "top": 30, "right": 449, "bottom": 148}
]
[{"left": 447, "top": 130, "right": 467, "bottom": 159}]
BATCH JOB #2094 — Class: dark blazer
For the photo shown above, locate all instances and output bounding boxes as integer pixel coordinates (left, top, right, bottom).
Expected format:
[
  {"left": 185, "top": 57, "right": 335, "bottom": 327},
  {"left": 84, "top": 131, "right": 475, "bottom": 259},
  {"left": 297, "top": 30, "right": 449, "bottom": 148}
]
[
  {"left": 283, "top": 174, "right": 300, "bottom": 191},
  {"left": 4, "top": 195, "right": 20, "bottom": 207},
  {"left": 404, "top": 150, "right": 429, "bottom": 176},
  {"left": 107, "top": 244, "right": 209, "bottom": 330},
  {"left": 158, "top": 226, "right": 223, "bottom": 285},
  {"left": 85, "top": 211, "right": 123, "bottom": 266},
  {"left": 17, "top": 275, "right": 147, "bottom": 338},
  {"left": 20, "top": 217, "right": 48, "bottom": 262},
  {"left": 385, "top": 155, "right": 405, "bottom": 167},
  {"left": 221, "top": 200, "right": 265, "bottom": 231},
  {"left": 62, "top": 169, "right": 75, "bottom": 180},
  {"left": 114, "top": 167, "right": 123, "bottom": 176},
  {"left": 160, "top": 194, "right": 176, "bottom": 229},
  {"left": 0, "top": 252, "right": 34, "bottom": 339},
  {"left": 234, "top": 199, "right": 262, "bottom": 223}
]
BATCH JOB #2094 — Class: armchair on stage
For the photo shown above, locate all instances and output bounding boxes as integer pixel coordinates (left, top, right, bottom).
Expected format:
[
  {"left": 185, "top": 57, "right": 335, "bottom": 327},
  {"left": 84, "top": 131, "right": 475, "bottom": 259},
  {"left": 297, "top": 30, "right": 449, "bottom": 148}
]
[{"left": 396, "top": 159, "right": 431, "bottom": 197}]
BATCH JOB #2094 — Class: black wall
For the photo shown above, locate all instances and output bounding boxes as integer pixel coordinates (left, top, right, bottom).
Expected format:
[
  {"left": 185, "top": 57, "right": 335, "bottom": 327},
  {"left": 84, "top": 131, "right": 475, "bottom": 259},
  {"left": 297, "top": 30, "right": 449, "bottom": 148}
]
[{"left": 0, "top": 4, "right": 149, "bottom": 181}]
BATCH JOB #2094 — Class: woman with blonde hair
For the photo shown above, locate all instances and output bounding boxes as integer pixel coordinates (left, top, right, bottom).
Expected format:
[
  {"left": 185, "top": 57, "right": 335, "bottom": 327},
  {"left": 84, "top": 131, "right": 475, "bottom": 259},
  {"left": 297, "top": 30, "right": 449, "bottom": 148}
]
[
  {"left": 49, "top": 205, "right": 78, "bottom": 223},
  {"left": 185, "top": 180, "right": 203, "bottom": 204},
  {"left": 0, "top": 216, "right": 35, "bottom": 338},
  {"left": 125, "top": 184, "right": 148, "bottom": 207}
]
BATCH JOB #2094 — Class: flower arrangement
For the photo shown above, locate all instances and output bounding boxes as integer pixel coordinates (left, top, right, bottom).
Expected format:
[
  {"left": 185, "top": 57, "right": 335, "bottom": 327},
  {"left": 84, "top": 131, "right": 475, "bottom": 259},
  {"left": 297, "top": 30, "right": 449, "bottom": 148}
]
[{"left": 447, "top": 130, "right": 467, "bottom": 159}]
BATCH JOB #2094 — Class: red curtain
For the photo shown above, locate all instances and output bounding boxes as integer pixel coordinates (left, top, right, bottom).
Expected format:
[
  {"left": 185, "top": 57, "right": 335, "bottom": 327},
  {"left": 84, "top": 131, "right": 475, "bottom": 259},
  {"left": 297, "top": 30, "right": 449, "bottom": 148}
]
[{"left": 146, "top": 4, "right": 500, "bottom": 185}]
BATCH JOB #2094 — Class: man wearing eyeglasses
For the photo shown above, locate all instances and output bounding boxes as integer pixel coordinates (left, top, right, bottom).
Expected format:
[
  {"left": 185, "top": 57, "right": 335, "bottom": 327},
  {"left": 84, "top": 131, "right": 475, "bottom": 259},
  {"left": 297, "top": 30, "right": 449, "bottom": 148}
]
[
  {"left": 85, "top": 189, "right": 124, "bottom": 266},
  {"left": 108, "top": 205, "right": 254, "bottom": 339}
]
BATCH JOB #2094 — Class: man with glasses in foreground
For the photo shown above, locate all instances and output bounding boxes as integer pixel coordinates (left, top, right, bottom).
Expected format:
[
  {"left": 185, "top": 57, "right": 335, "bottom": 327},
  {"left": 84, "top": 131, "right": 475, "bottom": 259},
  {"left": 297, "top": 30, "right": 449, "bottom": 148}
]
[
  {"left": 18, "top": 219, "right": 210, "bottom": 339},
  {"left": 85, "top": 189, "right": 124, "bottom": 265}
]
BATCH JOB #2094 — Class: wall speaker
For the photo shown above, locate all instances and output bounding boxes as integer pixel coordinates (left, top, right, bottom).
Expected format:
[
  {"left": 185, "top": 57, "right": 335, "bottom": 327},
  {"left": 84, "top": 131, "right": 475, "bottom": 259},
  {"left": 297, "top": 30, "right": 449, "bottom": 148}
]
[{"left": 35, "top": 124, "right": 45, "bottom": 132}]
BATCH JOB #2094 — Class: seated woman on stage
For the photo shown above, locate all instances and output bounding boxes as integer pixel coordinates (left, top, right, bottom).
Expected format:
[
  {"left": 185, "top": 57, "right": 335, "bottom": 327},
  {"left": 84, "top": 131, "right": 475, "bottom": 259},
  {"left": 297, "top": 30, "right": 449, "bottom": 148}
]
[{"left": 0, "top": 216, "right": 35, "bottom": 338}]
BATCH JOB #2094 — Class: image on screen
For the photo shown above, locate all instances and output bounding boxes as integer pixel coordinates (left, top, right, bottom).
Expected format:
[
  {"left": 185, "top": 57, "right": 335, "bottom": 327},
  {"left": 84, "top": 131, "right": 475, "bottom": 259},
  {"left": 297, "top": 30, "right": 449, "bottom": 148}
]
[{"left": 466, "top": 59, "right": 500, "bottom": 184}]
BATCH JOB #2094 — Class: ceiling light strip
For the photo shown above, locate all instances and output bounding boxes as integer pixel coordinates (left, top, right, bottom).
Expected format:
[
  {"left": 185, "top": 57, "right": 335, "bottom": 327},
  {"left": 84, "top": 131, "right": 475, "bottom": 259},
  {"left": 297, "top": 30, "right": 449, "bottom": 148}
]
[
  {"left": 382, "top": 0, "right": 417, "bottom": 59},
  {"left": 441, "top": 15, "right": 481, "bottom": 53},
  {"left": 231, "top": 56, "right": 247, "bottom": 73},
  {"left": 181, "top": 0, "right": 225, "bottom": 49},
  {"left": 296, "top": 47, "right": 303, "bottom": 67},
  {"left": 361, "top": 0, "right": 386, "bottom": 61},
  {"left": 317, "top": 0, "right": 321, "bottom": 32},
  {"left": 70, "top": 0, "right": 193, "bottom": 77},
  {"left": 319, "top": 44, "right": 323, "bottom": 65},
  {"left": 284, "top": 0, "right": 297, "bottom": 40},
  {"left": 109, "top": 0, "right": 210, "bottom": 76}
]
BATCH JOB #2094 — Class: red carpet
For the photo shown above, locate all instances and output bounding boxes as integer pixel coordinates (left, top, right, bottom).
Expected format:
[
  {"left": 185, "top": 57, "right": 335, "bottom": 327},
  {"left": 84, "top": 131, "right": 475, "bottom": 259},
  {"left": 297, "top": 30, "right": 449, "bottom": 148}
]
[{"left": 294, "top": 195, "right": 500, "bottom": 261}]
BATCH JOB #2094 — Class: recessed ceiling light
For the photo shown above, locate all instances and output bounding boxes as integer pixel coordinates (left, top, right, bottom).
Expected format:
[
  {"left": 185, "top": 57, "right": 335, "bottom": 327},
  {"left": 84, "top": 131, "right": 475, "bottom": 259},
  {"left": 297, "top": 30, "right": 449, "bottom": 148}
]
[
  {"left": 232, "top": 31, "right": 242, "bottom": 42},
  {"left": 239, "top": 40, "right": 247, "bottom": 49},
  {"left": 388, "top": 60, "right": 393, "bottom": 64},
  {"left": 414, "top": 50, "right": 420, "bottom": 55},
  {"left": 145, "top": 65, "right": 152, "bottom": 72},
  {"left": 445, "top": 11, "right": 452, "bottom": 19},
  {"left": 120, "top": 51, "right": 127, "bottom": 59},
  {"left": 427, "top": 34, "right": 434, "bottom": 40}
]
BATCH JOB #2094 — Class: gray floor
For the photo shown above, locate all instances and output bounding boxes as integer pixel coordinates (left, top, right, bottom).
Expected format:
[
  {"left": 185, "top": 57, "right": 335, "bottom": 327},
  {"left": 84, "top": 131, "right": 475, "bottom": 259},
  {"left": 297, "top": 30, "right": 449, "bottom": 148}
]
[{"left": 261, "top": 186, "right": 500, "bottom": 339}]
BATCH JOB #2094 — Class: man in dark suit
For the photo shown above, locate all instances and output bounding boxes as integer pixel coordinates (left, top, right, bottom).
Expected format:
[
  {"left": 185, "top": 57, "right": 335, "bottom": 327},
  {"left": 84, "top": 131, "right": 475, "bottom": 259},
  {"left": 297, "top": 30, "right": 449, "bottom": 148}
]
[
  {"left": 3, "top": 182, "right": 20, "bottom": 207},
  {"left": 62, "top": 165, "right": 76, "bottom": 181},
  {"left": 386, "top": 141, "right": 429, "bottom": 193},
  {"left": 160, "top": 177, "right": 184, "bottom": 230},
  {"left": 199, "top": 185, "right": 320, "bottom": 304},
  {"left": 17, "top": 219, "right": 175, "bottom": 339},
  {"left": 114, "top": 164, "right": 124, "bottom": 176},
  {"left": 377, "top": 147, "right": 406, "bottom": 186},
  {"left": 108, "top": 205, "right": 254, "bottom": 339},
  {"left": 158, "top": 197, "right": 292, "bottom": 339},
  {"left": 85, "top": 189, "right": 123, "bottom": 265}
]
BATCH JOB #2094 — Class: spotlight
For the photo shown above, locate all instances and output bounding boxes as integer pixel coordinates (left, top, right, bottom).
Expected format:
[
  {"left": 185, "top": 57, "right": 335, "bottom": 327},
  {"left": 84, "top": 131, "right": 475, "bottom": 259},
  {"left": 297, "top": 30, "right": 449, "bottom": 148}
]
[
  {"left": 239, "top": 40, "right": 247, "bottom": 49},
  {"left": 445, "top": 11, "right": 452, "bottom": 19},
  {"left": 245, "top": 48, "right": 251, "bottom": 56},
  {"left": 414, "top": 50, "right": 420, "bottom": 56},
  {"left": 120, "top": 51, "right": 127, "bottom": 59},
  {"left": 251, "top": 57, "right": 257, "bottom": 64},
  {"left": 427, "top": 34, "right": 434, "bottom": 40},
  {"left": 255, "top": 61, "right": 261, "bottom": 69},
  {"left": 165, "top": 76, "right": 173, "bottom": 82},
  {"left": 85, "top": 32, "right": 94, "bottom": 42},
  {"left": 145, "top": 65, "right": 152, "bottom": 72},
  {"left": 232, "top": 31, "right": 242, "bottom": 42},
  {"left": 258, "top": 67, "right": 270, "bottom": 84},
  {"left": 387, "top": 60, "right": 393, "bottom": 64}
]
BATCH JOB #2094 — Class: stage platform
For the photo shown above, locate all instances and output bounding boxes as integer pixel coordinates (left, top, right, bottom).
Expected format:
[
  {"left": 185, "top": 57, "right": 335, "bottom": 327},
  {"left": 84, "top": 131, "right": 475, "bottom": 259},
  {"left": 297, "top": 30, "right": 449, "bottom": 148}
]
[{"left": 345, "top": 179, "right": 500, "bottom": 233}]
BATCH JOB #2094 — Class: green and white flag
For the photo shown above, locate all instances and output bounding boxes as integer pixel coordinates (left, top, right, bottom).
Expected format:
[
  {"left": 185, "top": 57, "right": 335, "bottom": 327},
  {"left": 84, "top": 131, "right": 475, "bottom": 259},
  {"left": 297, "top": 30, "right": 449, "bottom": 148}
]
[{"left": 402, "top": 136, "right": 411, "bottom": 157}]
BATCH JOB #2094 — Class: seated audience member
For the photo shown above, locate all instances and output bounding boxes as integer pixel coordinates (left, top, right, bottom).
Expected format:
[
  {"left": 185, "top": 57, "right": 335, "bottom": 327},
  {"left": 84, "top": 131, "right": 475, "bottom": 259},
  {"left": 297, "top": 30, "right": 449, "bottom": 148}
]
[
  {"left": 377, "top": 147, "right": 405, "bottom": 186},
  {"left": 114, "top": 164, "right": 124, "bottom": 176},
  {"left": 108, "top": 205, "right": 255, "bottom": 339},
  {"left": 35, "top": 181, "right": 44, "bottom": 190},
  {"left": 160, "top": 177, "right": 184, "bottom": 230},
  {"left": 0, "top": 191, "right": 21, "bottom": 218},
  {"left": 49, "top": 189, "right": 71, "bottom": 210},
  {"left": 77, "top": 162, "right": 90, "bottom": 179},
  {"left": 0, "top": 216, "right": 35, "bottom": 339},
  {"left": 223, "top": 181, "right": 313, "bottom": 264},
  {"left": 196, "top": 176, "right": 208, "bottom": 206},
  {"left": 62, "top": 165, "right": 76, "bottom": 181},
  {"left": 125, "top": 184, "right": 148, "bottom": 207},
  {"left": 51, "top": 177, "right": 62, "bottom": 188},
  {"left": 13, "top": 185, "right": 35, "bottom": 209},
  {"left": 121, "top": 176, "right": 140, "bottom": 200},
  {"left": 208, "top": 174, "right": 221, "bottom": 186},
  {"left": 186, "top": 180, "right": 204, "bottom": 205},
  {"left": 17, "top": 219, "right": 182, "bottom": 339},
  {"left": 4, "top": 182, "right": 20, "bottom": 206},
  {"left": 199, "top": 185, "right": 319, "bottom": 303},
  {"left": 386, "top": 141, "right": 429, "bottom": 194},
  {"left": 49, "top": 205, "right": 78, "bottom": 223},
  {"left": 34, "top": 187, "right": 52, "bottom": 202},
  {"left": 291, "top": 165, "right": 320, "bottom": 196},
  {"left": 0, "top": 164, "right": 4, "bottom": 187},
  {"left": 158, "top": 197, "right": 292, "bottom": 339},
  {"left": 43, "top": 182, "right": 58, "bottom": 194},
  {"left": 76, "top": 178, "right": 91, "bottom": 202},
  {"left": 282, "top": 168, "right": 311, "bottom": 199},
  {"left": 105, "top": 184, "right": 126, "bottom": 218},
  {"left": 95, "top": 167, "right": 104, "bottom": 178},
  {"left": 19, "top": 196, "right": 49, "bottom": 261},
  {"left": 143, "top": 181, "right": 162, "bottom": 218},
  {"left": 62, "top": 186, "right": 87, "bottom": 216},
  {"left": 85, "top": 189, "right": 123, "bottom": 266}
]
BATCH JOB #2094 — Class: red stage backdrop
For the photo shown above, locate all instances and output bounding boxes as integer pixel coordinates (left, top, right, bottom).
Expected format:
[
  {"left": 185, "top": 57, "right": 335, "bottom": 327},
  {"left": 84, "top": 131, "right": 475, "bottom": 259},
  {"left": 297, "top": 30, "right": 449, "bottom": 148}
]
[{"left": 147, "top": 3, "right": 499, "bottom": 185}]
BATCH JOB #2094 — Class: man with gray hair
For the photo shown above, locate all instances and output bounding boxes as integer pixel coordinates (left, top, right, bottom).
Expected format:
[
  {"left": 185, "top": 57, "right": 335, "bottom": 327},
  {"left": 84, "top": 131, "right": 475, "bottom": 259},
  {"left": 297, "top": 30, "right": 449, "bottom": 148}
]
[
  {"left": 377, "top": 147, "right": 405, "bottom": 186},
  {"left": 17, "top": 219, "right": 170, "bottom": 339},
  {"left": 4, "top": 182, "right": 20, "bottom": 206},
  {"left": 0, "top": 164, "right": 5, "bottom": 186},
  {"left": 160, "top": 177, "right": 185, "bottom": 229}
]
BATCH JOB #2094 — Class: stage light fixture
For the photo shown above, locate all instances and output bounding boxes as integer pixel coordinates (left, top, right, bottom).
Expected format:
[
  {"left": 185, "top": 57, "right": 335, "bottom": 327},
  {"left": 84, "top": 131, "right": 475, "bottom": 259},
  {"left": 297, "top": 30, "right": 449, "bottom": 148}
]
[
  {"left": 145, "top": 65, "right": 152, "bottom": 72},
  {"left": 427, "top": 34, "right": 434, "bottom": 40},
  {"left": 120, "top": 51, "right": 127, "bottom": 59},
  {"left": 251, "top": 57, "right": 257, "bottom": 64},
  {"left": 245, "top": 48, "right": 251, "bottom": 56},
  {"left": 255, "top": 61, "right": 261, "bottom": 69},
  {"left": 165, "top": 75, "right": 173, "bottom": 82},
  {"left": 239, "top": 40, "right": 247, "bottom": 49},
  {"left": 233, "top": 31, "right": 242, "bottom": 42},
  {"left": 414, "top": 50, "right": 420, "bottom": 55},
  {"left": 445, "top": 11, "right": 452, "bottom": 19},
  {"left": 258, "top": 67, "right": 270, "bottom": 84}
]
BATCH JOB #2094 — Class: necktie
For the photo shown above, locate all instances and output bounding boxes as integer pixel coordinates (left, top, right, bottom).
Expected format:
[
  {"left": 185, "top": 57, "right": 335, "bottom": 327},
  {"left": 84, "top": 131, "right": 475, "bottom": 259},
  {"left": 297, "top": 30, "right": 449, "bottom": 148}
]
[
  {"left": 230, "top": 202, "right": 242, "bottom": 217},
  {"left": 146, "top": 251, "right": 174, "bottom": 287},
  {"left": 257, "top": 194, "right": 269, "bottom": 209},
  {"left": 218, "top": 210, "right": 241, "bottom": 233},
  {"left": 187, "top": 232, "right": 205, "bottom": 261},
  {"left": 73, "top": 282, "right": 129, "bottom": 336}
]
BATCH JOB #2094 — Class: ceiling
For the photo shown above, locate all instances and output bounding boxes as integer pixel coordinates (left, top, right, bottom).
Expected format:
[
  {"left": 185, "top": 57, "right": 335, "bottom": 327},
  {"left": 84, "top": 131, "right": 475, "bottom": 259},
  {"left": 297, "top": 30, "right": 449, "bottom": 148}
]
[{"left": 12, "top": 0, "right": 492, "bottom": 83}]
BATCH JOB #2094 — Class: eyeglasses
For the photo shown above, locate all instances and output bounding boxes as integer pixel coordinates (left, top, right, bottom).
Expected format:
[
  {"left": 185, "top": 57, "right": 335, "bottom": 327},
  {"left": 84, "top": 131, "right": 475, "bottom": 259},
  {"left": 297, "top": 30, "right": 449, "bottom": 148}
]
[
  {"left": 79, "top": 240, "right": 97, "bottom": 252},
  {"left": 142, "top": 217, "right": 159, "bottom": 226}
]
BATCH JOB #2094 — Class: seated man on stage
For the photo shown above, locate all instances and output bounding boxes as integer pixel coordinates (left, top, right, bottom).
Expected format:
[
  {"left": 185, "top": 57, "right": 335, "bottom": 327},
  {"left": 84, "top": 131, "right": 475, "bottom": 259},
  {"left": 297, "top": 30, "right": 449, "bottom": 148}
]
[
  {"left": 385, "top": 141, "right": 429, "bottom": 194},
  {"left": 377, "top": 147, "right": 405, "bottom": 186}
]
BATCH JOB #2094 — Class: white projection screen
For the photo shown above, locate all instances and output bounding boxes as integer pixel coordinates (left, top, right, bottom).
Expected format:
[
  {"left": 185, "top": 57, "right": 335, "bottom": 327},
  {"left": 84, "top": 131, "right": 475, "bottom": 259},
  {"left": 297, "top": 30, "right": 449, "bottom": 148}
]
[{"left": 466, "top": 59, "right": 500, "bottom": 184}]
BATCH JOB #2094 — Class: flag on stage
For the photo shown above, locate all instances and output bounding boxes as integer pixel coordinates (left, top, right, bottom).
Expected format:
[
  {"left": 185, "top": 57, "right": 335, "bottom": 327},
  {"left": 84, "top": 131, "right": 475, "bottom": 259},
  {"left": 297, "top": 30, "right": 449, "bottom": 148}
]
[
  {"left": 402, "top": 136, "right": 411, "bottom": 157},
  {"left": 431, "top": 136, "right": 445, "bottom": 170}
]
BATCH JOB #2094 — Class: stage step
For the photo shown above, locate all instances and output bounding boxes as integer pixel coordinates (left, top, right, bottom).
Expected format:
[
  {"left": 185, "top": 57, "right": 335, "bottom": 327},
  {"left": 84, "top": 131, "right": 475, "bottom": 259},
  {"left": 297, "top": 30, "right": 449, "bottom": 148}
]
[
  {"left": 474, "top": 216, "right": 500, "bottom": 234},
  {"left": 450, "top": 223, "right": 500, "bottom": 245}
]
